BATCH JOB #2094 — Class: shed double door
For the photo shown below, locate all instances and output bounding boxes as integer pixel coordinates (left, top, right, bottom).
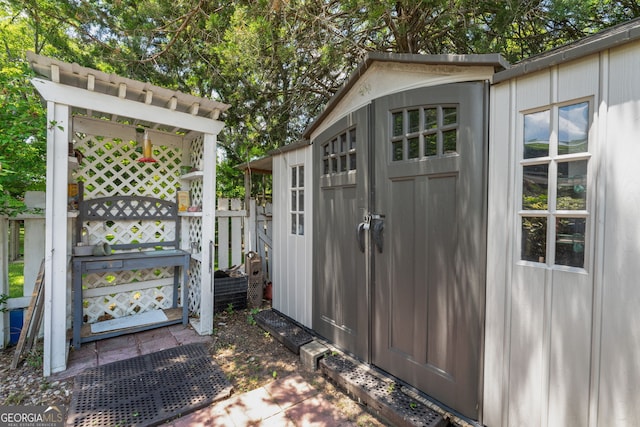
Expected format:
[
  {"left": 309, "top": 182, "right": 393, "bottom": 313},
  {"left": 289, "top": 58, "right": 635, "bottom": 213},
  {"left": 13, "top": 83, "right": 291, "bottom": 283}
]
[{"left": 313, "top": 82, "right": 487, "bottom": 420}]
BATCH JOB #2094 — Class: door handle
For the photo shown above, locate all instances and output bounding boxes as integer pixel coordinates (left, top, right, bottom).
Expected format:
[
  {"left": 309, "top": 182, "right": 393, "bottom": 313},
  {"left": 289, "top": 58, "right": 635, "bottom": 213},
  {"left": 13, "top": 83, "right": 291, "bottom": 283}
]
[
  {"left": 372, "top": 219, "right": 384, "bottom": 253},
  {"left": 356, "top": 222, "right": 368, "bottom": 253}
]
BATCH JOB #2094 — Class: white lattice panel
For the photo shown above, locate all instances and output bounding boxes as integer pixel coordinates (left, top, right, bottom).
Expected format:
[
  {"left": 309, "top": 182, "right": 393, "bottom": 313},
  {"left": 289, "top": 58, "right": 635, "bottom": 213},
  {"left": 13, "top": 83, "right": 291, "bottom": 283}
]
[
  {"left": 84, "top": 220, "right": 176, "bottom": 248},
  {"left": 190, "top": 136, "right": 204, "bottom": 172},
  {"left": 190, "top": 180, "right": 203, "bottom": 208},
  {"left": 73, "top": 133, "right": 181, "bottom": 198},
  {"left": 84, "top": 286, "right": 174, "bottom": 323},
  {"left": 73, "top": 131, "right": 187, "bottom": 323},
  {"left": 185, "top": 133, "right": 204, "bottom": 316},
  {"left": 188, "top": 258, "right": 202, "bottom": 315}
]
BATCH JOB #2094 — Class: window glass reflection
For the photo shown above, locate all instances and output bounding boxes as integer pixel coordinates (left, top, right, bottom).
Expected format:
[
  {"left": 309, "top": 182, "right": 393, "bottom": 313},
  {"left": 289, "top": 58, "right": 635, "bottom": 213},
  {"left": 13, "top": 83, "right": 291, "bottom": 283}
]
[
  {"left": 559, "top": 102, "right": 589, "bottom": 154},
  {"left": 522, "top": 217, "right": 547, "bottom": 263},
  {"left": 524, "top": 110, "right": 550, "bottom": 159},
  {"left": 555, "top": 217, "right": 585, "bottom": 267},
  {"left": 557, "top": 160, "right": 587, "bottom": 210},
  {"left": 523, "top": 164, "right": 549, "bottom": 210}
]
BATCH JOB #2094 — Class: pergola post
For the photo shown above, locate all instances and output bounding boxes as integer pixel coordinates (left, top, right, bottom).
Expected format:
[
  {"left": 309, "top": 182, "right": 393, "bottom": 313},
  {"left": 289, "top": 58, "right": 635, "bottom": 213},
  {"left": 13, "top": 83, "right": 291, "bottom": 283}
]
[
  {"left": 43, "top": 101, "right": 71, "bottom": 375},
  {"left": 193, "top": 133, "right": 216, "bottom": 335}
]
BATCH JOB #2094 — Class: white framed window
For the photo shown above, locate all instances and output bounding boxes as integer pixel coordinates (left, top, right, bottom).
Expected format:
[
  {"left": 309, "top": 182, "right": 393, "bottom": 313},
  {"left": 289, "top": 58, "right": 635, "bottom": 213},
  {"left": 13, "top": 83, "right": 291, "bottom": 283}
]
[
  {"left": 290, "top": 165, "right": 304, "bottom": 235},
  {"left": 520, "top": 99, "right": 591, "bottom": 268}
]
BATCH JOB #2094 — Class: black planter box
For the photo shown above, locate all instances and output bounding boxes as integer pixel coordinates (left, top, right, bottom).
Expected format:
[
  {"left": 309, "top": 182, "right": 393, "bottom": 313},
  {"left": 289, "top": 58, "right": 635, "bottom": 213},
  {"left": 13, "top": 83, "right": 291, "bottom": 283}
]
[{"left": 214, "top": 276, "right": 248, "bottom": 313}]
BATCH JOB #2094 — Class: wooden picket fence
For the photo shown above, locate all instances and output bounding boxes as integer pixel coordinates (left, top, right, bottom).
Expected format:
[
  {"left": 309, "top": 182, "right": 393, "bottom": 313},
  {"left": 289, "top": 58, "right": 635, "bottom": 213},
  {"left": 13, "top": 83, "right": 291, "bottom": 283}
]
[{"left": 216, "top": 198, "right": 272, "bottom": 280}]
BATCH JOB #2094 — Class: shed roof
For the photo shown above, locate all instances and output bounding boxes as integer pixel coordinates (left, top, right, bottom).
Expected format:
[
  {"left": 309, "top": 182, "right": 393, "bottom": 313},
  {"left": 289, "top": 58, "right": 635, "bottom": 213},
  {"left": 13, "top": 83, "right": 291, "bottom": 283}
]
[
  {"left": 302, "top": 52, "right": 509, "bottom": 139},
  {"left": 27, "top": 51, "right": 230, "bottom": 135},
  {"left": 494, "top": 17, "right": 640, "bottom": 83},
  {"left": 237, "top": 140, "right": 310, "bottom": 174}
]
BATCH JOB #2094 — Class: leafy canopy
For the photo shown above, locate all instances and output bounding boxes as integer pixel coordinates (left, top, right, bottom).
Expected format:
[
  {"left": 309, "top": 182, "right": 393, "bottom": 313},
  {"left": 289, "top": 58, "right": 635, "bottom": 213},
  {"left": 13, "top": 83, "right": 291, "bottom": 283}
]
[{"left": 1, "top": 0, "right": 638, "bottom": 203}]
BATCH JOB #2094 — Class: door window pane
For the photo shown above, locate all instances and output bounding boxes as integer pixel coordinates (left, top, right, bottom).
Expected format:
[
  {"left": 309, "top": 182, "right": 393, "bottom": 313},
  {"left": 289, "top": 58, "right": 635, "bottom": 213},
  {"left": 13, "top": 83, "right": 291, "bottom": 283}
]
[
  {"left": 408, "top": 109, "right": 420, "bottom": 133},
  {"left": 522, "top": 217, "right": 547, "bottom": 263},
  {"left": 425, "top": 133, "right": 437, "bottom": 156},
  {"left": 340, "top": 154, "right": 347, "bottom": 172},
  {"left": 424, "top": 108, "right": 437, "bottom": 129},
  {"left": 298, "top": 214, "right": 304, "bottom": 235},
  {"left": 524, "top": 110, "right": 550, "bottom": 159},
  {"left": 523, "top": 164, "right": 549, "bottom": 210},
  {"left": 392, "top": 141, "right": 403, "bottom": 161},
  {"left": 443, "top": 130, "right": 457, "bottom": 154},
  {"left": 443, "top": 107, "right": 457, "bottom": 126},
  {"left": 390, "top": 104, "right": 458, "bottom": 162},
  {"left": 408, "top": 137, "right": 419, "bottom": 159},
  {"left": 556, "top": 160, "right": 587, "bottom": 210},
  {"left": 555, "top": 217, "right": 585, "bottom": 267},
  {"left": 392, "top": 112, "right": 404, "bottom": 136},
  {"left": 299, "top": 190, "right": 304, "bottom": 211},
  {"left": 349, "top": 128, "right": 356, "bottom": 149},
  {"left": 291, "top": 191, "right": 297, "bottom": 210},
  {"left": 291, "top": 214, "right": 297, "bottom": 234},
  {"left": 559, "top": 102, "right": 589, "bottom": 154}
]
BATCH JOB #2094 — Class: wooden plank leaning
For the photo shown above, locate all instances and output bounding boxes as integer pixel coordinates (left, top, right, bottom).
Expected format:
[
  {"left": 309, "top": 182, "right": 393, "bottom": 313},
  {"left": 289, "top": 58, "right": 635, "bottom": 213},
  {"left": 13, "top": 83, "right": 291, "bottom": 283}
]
[{"left": 11, "top": 259, "right": 45, "bottom": 369}]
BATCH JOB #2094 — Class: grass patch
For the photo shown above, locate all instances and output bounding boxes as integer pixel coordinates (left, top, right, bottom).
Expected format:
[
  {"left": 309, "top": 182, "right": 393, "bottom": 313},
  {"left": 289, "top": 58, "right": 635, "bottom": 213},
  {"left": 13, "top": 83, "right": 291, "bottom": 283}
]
[{"left": 8, "top": 262, "right": 24, "bottom": 298}]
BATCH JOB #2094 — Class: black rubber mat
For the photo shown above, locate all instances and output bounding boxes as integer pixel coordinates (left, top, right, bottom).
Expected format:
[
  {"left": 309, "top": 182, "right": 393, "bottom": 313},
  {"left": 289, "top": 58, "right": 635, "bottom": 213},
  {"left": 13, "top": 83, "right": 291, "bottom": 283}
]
[
  {"left": 67, "top": 343, "right": 232, "bottom": 427},
  {"left": 320, "top": 353, "right": 447, "bottom": 427},
  {"left": 254, "top": 309, "right": 313, "bottom": 354}
]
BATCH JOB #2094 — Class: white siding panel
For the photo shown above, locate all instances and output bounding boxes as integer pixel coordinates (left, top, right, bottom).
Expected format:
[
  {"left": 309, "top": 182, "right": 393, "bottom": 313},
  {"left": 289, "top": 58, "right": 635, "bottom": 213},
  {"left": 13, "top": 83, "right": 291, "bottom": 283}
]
[
  {"left": 597, "top": 43, "right": 640, "bottom": 427},
  {"left": 507, "top": 264, "right": 547, "bottom": 427},
  {"left": 484, "top": 82, "right": 513, "bottom": 427},
  {"left": 516, "top": 71, "right": 551, "bottom": 112},
  {"left": 558, "top": 56, "right": 599, "bottom": 102},
  {"left": 547, "top": 269, "right": 591, "bottom": 427},
  {"left": 271, "top": 147, "right": 313, "bottom": 328}
]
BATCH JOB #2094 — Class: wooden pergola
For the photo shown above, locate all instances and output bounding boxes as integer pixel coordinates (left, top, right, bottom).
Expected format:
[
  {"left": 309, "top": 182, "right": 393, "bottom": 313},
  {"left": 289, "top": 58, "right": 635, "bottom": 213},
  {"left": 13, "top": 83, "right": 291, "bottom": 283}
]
[{"left": 26, "top": 52, "right": 229, "bottom": 376}]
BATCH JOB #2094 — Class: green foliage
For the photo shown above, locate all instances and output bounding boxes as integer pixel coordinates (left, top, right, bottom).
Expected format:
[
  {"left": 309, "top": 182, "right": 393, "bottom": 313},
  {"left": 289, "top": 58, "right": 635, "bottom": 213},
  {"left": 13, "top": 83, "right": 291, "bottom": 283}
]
[
  {"left": 225, "top": 303, "right": 235, "bottom": 314},
  {"left": 0, "top": 61, "right": 46, "bottom": 205},
  {"left": 1, "top": 0, "right": 638, "bottom": 203},
  {"left": 0, "top": 293, "right": 8, "bottom": 313},
  {"left": 247, "top": 307, "right": 260, "bottom": 326}
]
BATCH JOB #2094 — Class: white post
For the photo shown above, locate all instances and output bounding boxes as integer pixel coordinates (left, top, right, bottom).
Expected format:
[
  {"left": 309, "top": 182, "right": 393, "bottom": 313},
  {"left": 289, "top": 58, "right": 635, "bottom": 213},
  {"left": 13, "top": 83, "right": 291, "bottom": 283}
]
[
  {"left": 43, "top": 102, "right": 70, "bottom": 376},
  {"left": 0, "top": 216, "right": 8, "bottom": 348},
  {"left": 246, "top": 198, "right": 257, "bottom": 253},
  {"left": 194, "top": 133, "right": 216, "bottom": 335}
]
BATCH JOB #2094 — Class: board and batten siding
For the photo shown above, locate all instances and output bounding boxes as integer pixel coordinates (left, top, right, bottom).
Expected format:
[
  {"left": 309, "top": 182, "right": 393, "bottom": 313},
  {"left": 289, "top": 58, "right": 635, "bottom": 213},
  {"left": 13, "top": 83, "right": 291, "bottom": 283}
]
[
  {"left": 272, "top": 146, "right": 313, "bottom": 328},
  {"left": 485, "top": 41, "right": 640, "bottom": 427}
]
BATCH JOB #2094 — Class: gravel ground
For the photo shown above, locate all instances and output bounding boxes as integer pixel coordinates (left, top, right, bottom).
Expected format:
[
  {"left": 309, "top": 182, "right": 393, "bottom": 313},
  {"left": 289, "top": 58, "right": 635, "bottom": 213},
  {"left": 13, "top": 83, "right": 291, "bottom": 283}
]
[{"left": 1, "top": 307, "right": 387, "bottom": 426}]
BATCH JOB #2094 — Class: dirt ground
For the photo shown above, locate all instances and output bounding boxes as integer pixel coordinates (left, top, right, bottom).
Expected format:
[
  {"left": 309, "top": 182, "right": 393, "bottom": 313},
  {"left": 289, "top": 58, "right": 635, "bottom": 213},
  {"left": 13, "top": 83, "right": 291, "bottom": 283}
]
[{"left": 0, "top": 306, "right": 388, "bottom": 426}]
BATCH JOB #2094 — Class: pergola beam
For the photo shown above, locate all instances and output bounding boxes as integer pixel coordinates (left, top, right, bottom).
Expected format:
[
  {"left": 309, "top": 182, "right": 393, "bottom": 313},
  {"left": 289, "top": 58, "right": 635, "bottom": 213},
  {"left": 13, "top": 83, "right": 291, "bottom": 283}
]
[{"left": 32, "top": 78, "right": 225, "bottom": 135}]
